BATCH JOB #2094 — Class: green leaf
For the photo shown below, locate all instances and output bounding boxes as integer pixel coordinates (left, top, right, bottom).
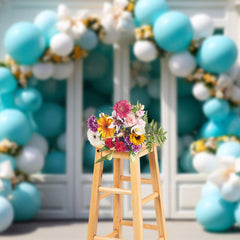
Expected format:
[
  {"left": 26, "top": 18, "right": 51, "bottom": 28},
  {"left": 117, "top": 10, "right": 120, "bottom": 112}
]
[
  {"left": 96, "top": 152, "right": 113, "bottom": 163},
  {"left": 129, "top": 151, "right": 138, "bottom": 163},
  {"left": 99, "top": 146, "right": 110, "bottom": 152}
]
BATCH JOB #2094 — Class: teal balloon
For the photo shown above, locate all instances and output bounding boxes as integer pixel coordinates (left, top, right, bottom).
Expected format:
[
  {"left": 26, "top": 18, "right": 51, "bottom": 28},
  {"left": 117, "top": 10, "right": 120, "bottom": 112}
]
[
  {"left": 42, "top": 151, "right": 66, "bottom": 174},
  {"left": 200, "top": 120, "right": 225, "bottom": 138},
  {"left": 33, "top": 102, "right": 66, "bottom": 138},
  {"left": 216, "top": 141, "right": 240, "bottom": 158},
  {"left": 203, "top": 98, "right": 230, "bottom": 122},
  {"left": 0, "top": 154, "right": 16, "bottom": 170},
  {"left": 148, "top": 99, "right": 161, "bottom": 122},
  {"left": 201, "top": 182, "right": 220, "bottom": 198},
  {"left": 14, "top": 87, "right": 42, "bottom": 112},
  {"left": 197, "top": 35, "right": 238, "bottom": 74},
  {"left": 0, "top": 196, "right": 14, "bottom": 232},
  {"left": 95, "top": 105, "right": 113, "bottom": 116},
  {"left": 35, "top": 79, "right": 66, "bottom": 104},
  {"left": 177, "top": 97, "right": 202, "bottom": 135},
  {"left": 131, "top": 87, "right": 151, "bottom": 108},
  {"left": 4, "top": 22, "right": 46, "bottom": 65},
  {"left": 179, "top": 149, "right": 196, "bottom": 173},
  {"left": 195, "top": 195, "right": 235, "bottom": 232},
  {"left": 234, "top": 201, "right": 240, "bottom": 226},
  {"left": 76, "top": 30, "right": 98, "bottom": 50},
  {"left": 225, "top": 115, "right": 240, "bottom": 137},
  {"left": 0, "top": 67, "right": 17, "bottom": 94},
  {"left": 10, "top": 182, "right": 41, "bottom": 221},
  {"left": 0, "top": 109, "right": 32, "bottom": 145},
  {"left": 153, "top": 11, "right": 193, "bottom": 52},
  {"left": 34, "top": 10, "right": 58, "bottom": 46},
  {"left": 83, "top": 142, "right": 113, "bottom": 173},
  {"left": 0, "top": 180, "right": 12, "bottom": 198},
  {"left": 0, "top": 92, "right": 16, "bottom": 110},
  {"left": 134, "top": 0, "right": 169, "bottom": 25},
  {"left": 177, "top": 78, "right": 192, "bottom": 97},
  {"left": 140, "top": 152, "right": 161, "bottom": 173}
]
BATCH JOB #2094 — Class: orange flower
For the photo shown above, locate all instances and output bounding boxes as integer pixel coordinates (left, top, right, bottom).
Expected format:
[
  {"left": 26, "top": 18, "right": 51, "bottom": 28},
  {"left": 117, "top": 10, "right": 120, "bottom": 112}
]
[{"left": 97, "top": 115, "right": 115, "bottom": 139}]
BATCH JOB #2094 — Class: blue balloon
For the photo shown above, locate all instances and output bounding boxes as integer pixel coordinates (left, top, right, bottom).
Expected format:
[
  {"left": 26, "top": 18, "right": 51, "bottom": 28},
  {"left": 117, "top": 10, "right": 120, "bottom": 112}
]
[
  {"left": 0, "top": 196, "right": 13, "bottom": 232},
  {"left": 0, "top": 154, "right": 16, "bottom": 170},
  {"left": 197, "top": 35, "right": 238, "bottom": 74},
  {"left": 140, "top": 151, "right": 161, "bottom": 173},
  {"left": 0, "top": 109, "right": 32, "bottom": 145},
  {"left": 203, "top": 98, "right": 230, "bottom": 122},
  {"left": 201, "top": 182, "right": 220, "bottom": 198},
  {"left": 0, "top": 91, "right": 16, "bottom": 110},
  {"left": 83, "top": 141, "right": 112, "bottom": 173},
  {"left": 4, "top": 22, "right": 46, "bottom": 65},
  {"left": 153, "top": 11, "right": 193, "bottom": 52},
  {"left": 0, "top": 180, "right": 12, "bottom": 198},
  {"left": 34, "top": 10, "right": 58, "bottom": 46},
  {"left": 131, "top": 87, "right": 151, "bottom": 108},
  {"left": 76, "top": 30, "right": 98, "bottom": 50},
  {"left": 0, "top": 67, "right": 17, "bottom": 94},
  {"left": 179, "top": 149, "right": 196, "bottom": 173},
  {"left": 134, "top": 0, "right": 169, "bottom": 25},
  {"left": 95, "top": 105, "right": 113, "bottom": 116},
  {"left": 149, "top": 99, "right": 161, "bottom": 122},
  {"left": 10, "top": 182, "right": 41, "bottom": 221},
  {"left": 216, "top": 141, "right": 240, "bottom": 158},
  {"left": 200, "top": 120, "right": 225, "bottom": 138},
  {"left": 225, "top": 115, "right": 240, "bottom": 137},
  {"left": 14, "top": 87, "right": 42, "bottom": 112},
  {"left": 42, "top": 151, "right": 66, "bottom": 174},
  {"left": 177, "top": 78, "right": 192, "bottom": 97},
  {"left": 234, "top": 201, "right": 240, "bottom": 226},
  {"left": 178, "top": 97, "right": 202, "bottom": 135},
  {"left": 195, "top": 195, "right": 235, "bottom": 232},
  {"left": 33, "top": 102, "right": 66, "bottom": 138}
]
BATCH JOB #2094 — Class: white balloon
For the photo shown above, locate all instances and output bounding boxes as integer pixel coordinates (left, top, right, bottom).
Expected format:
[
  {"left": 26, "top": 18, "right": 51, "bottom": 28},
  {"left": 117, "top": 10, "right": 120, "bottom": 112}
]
[
  {"left": 133, "top": 41, "right": 158, "bottom": 62},
  {"left": 57, "top": 132, "right": 66, "bottom": 152},
  {"left": 168, "top": 51, "right": 197, "bottom": 77},
  {"left": 193, "top": 152, "right": 217, "bottom": 173},
  {"left": 147, "top": 79, "right": 160, "bottom": 99},
  {"left": 192, "top": 82, "right": 211, "bottom": 101},
  {"left": 53, "top": 61, "right": 74, "bottom": 80},
  {"left": 20, "top": 65, "right": 32, "bottom": 74},
  {"left": 32, "top": 63, "right": 55, "bottom": 80},
  {"left": 230, "top": 85, "right": 240, "bottom": 103},
  {"left": 190, "top": 14, "right": 214, "bottom": 41},
  {"left": 181, "top": 134, "right": 195, "bottom": 148},
  {"left": 217, "top": 73, "right": 233, "bottom": 88},
  {"left": 16, "top": 146, "right": 44, "bottom": 174},
  {"left": 50, "top": 33, "right": 74, "bottom": 56},
  {"left": 27, "top": 133, "right": 49, "bottom": 156},
  {"left": 228, "top": 63, "right": 240, "bottom": 81}
]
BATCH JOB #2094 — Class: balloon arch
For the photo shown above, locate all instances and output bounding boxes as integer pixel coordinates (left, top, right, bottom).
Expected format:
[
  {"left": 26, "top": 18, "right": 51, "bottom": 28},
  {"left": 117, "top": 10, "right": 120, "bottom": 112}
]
[{"left": 1, "top": 0, "right": 240, "bottom": 233}]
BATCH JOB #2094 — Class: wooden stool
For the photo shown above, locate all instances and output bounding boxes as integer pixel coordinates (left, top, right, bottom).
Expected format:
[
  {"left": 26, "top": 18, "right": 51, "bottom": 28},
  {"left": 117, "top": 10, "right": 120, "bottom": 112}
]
[{"left": 87, "top": 145, "right": 167, "bottom": 240}]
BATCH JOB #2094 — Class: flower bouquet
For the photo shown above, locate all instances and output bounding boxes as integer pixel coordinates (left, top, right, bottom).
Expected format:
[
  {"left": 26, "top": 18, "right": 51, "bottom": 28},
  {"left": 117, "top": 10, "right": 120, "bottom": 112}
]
[{"left": 87, "top": 100, "right": 166, "bottom": 163}]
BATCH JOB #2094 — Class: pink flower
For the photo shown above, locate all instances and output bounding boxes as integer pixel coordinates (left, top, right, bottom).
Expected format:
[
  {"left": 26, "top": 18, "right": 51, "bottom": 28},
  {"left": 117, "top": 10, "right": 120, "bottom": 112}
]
[
  {"left": 137, "top": 118, "right": 146, "bottom": 127},
  {"left": 125, "top": 112, "right": 137, "bottom": 127},
  {"left": 136, "top": 110, "right": 145, "bottom": 117},
  {"left": 113, "top": 100, "right": 132, "bottom": 119}
]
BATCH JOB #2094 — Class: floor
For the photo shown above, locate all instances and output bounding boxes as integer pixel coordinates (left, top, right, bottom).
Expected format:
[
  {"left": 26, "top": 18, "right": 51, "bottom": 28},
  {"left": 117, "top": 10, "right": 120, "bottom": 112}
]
[{"left": 1, "top": 220, "right": 240, "bottom": 240}]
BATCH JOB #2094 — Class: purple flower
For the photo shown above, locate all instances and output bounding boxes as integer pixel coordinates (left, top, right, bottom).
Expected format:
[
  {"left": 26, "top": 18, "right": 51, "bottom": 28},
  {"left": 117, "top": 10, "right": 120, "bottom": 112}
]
[
  {"left": 125, "top": 135, "right": 131, "bottom": 146},
  {"left": 132, "top": 144, "right": 141, "bottom": 153},
  {"left": 88, "top": 115, "right": 99, "bottom": 132},
  {"left": 124, "top": 145, "right": 130, "bottom": 152}
]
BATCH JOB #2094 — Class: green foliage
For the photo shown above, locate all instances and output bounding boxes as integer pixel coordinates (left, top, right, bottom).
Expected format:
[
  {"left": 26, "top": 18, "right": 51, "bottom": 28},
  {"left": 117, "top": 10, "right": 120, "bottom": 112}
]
[
  {"left": 96, "top": 152, "right": 113, "bottom": 163},
  {"left": 129, "top": 150, "right": 138, "bottom": 163}
]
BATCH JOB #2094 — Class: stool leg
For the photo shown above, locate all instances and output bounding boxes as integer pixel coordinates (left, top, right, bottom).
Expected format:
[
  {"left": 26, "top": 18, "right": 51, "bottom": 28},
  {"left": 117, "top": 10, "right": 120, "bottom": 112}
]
[
  {"left": 130, "top": 157, "right": 144, "bottom": 240},
  {"left": 149, "top": 147, "right": 168, "bottom": 240},
  {"left": 87, "top": 150, "right": 104, "bottom": 240},
  {"left": 113, "top": 158, "right": 123, "bottom": 238}
]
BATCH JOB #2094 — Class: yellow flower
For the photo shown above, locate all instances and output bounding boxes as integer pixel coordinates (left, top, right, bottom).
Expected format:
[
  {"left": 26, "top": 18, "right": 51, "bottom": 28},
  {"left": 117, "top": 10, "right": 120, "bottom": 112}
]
[
  {"left": 127, "top": 3, "right": 134, "bottom": 12},
  {"left": 195, "top": 140, "right": 207, "bottom": 152},
  {"left": 130, "top": 133, "right": 146, "bottom": 145},
  {"left": 97, "top": 115, "right": 115, "bottom": 139}
]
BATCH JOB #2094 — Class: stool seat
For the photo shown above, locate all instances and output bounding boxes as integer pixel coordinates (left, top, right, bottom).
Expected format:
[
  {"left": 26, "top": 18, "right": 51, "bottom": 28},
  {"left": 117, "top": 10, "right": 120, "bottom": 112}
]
[{"left": 87, "top": 145, "right": 168, "bottom": 240}]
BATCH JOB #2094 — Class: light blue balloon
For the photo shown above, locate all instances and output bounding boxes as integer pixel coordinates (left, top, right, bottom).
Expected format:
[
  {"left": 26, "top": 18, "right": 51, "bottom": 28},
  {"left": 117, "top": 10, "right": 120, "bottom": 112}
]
[
  {"left": 0, "top": 154, "right": 16, "bottom": 170},
  {"left": 134, "top": 0, "right": 169, "bottom": 25},
  {"left": 153, "top": 11, "right": 193, "bottom": 52},
  {"left": 197, "top": 35, "right": 238, "bottom": 74},
  {"left": 201, "top": 182, "right": 220, "bottom": 198},
  {"left": 34, "top": 10, "right": 58, "bottom": 46},
  {"left": 76, "top": 30, "right": 98, "bottom": 50},
  {"left": 95, "top": 105, "right": 113, "bottom": 116},
  {"left": 83, "top": 141, "right": 112, "bottom": 173},
  {"left": 179, "top": 149, "right": 196, "bottom": 173},
  {"left": 0, "top": 180, "right": 12, "bottom": 198},
  {"left": 225, "top": 115, "right": 240, "bottom": 137},
  {"left": 149, "top": 99, "right": 161, "bottom": 122},
  {"left": 4, "top": 22, "right": 46, "bottom": 65},
  {"left": 33, "top": 102, "right": 66, "bottom": 138},
  {"left": 200, "top": 120, "right": 225, "bottom": 138},
  {"left": 0, "top": 196, "right": 13, "bottom": 232},
  {"left": 234, "top": 201, "right": 240, "bottom": 226},
  {"left": 203, "top": 98, "right": 230, "bottom": 122},
  {"left": 0, "top": 67, "right": 17, "bottom": 94},
  {"left": 0, "top": 109, "right": 32, "bottom": 145},
  {"left": 131, "top": 87, "right": 151, "bottom": 108},
  {"left": 177, "top": 78, "right": 192, "bottom": 97},
  {"left": 178, "top": 97, "right": 202, "bottom": 135},
  {"left": 42, "top": 151, "right": 66, "bottom": 174},
  {"left": 0, "top": 91, "right": 16, "bottom": 110},
  {"left": 216, "top": 141, "right": 240, "bottom": 158},
  {"left": 10, "top": 182, "right": 41, "bottom": 221},
  {"left": 14, "top": 87, "right": 42, "bottom": 112},
  {"left": 195, "top": 195, "right": 235, "bottom": 232}
]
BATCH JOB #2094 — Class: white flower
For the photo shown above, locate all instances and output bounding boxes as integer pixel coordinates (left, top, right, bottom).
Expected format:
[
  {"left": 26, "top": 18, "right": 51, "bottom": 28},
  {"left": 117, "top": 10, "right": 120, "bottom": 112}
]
[
  {"left": 87, "top": 129, "right": 103, "bottom": 146},
  {"left": 115, "top": 0, "right": 129, "bottom": 9},
  {"left": 58, "top": 4, "right": 70, "bottom": 19},
  {"left": 0, "top": 161, "right": 15, "bottom": 179},
  {"left": 131, "top": 125, "right": 145, "bottom": 135}
]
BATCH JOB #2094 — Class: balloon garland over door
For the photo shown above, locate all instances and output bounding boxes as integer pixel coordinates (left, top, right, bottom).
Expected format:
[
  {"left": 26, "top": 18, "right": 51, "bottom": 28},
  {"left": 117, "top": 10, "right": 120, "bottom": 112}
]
[{"left": 0, "top": 0, "right": 240, "bottom": 233}]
